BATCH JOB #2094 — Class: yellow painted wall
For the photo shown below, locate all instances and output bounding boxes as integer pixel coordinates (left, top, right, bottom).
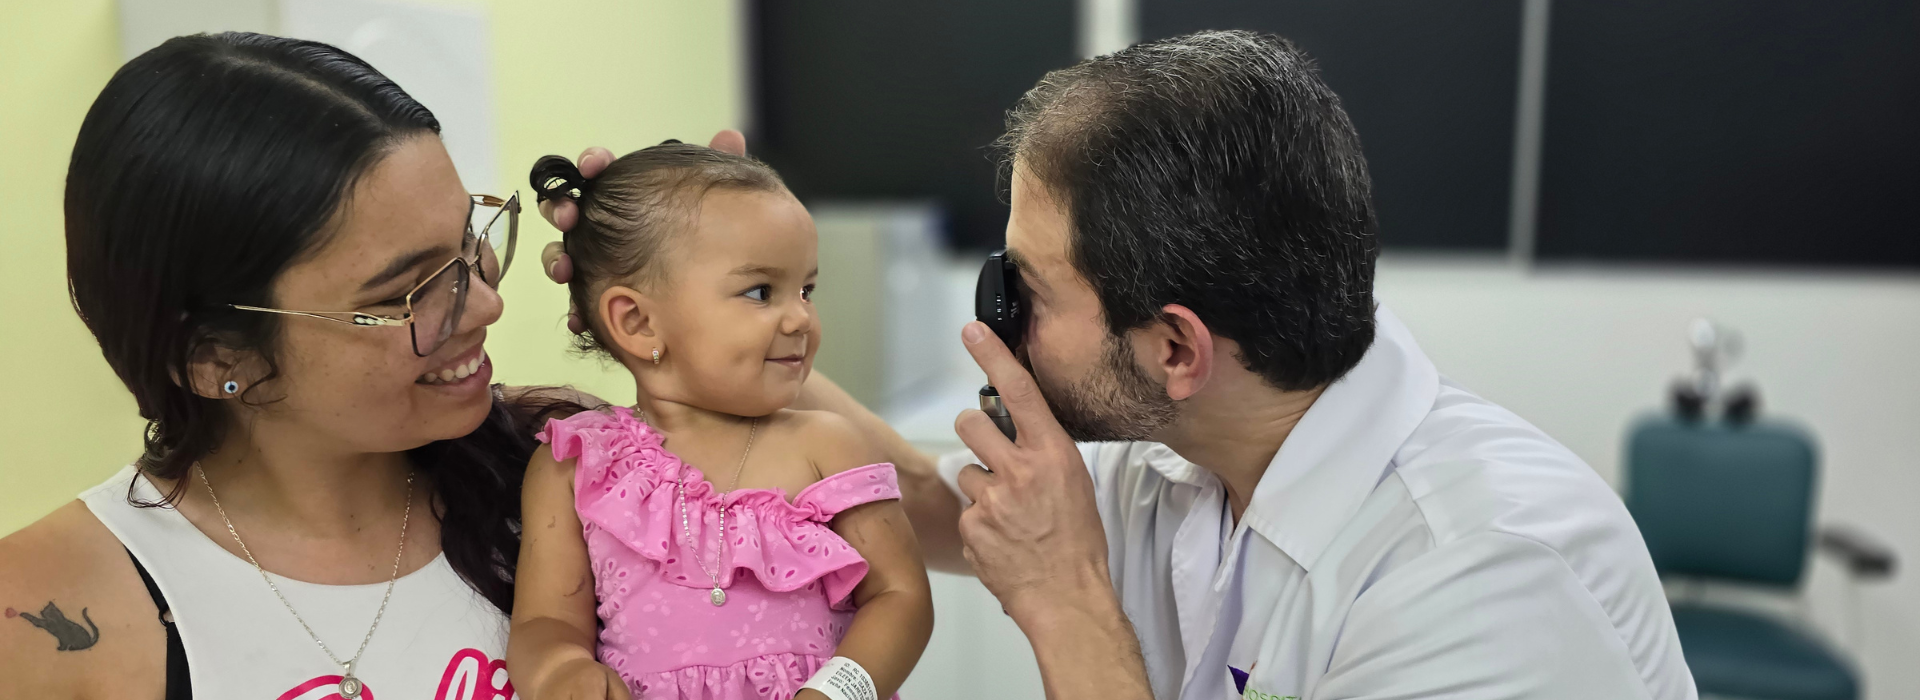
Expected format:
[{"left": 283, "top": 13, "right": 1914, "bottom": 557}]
[
  {"left": 0, "top": 0, "right": 744, "bottom": 534},
  {"left": 0, "top": 0, "right": 142, "bottom": 535},
  {"left": 475, "top": 0, "right": 744, "bottom": 408}
]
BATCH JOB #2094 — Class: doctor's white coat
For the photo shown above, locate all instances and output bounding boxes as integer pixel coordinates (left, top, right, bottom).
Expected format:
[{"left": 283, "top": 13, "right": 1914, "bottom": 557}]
[{"left": 941, "top": 308, "right": 1697, "bottom": 700}]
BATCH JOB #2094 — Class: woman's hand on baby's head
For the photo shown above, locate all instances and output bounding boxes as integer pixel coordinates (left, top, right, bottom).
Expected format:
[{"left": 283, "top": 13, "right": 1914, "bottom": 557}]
[
  {"left": 540, "top": 131, "right": 749, "bottom": 335},
  {"left": 537, "top": 130, "right": 749, "bottom": 237},
  {"left": 536, "top": 147, "right": 614, "bottom": 236}
]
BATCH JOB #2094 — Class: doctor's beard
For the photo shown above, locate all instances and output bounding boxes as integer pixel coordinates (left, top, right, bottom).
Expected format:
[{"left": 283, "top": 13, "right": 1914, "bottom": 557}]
[{"left": 1026, "top": 332, "right": 1178, "bottom": 442}]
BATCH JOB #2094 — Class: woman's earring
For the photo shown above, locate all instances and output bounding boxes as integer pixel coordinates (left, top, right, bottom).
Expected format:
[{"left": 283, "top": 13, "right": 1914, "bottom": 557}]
[
  {"left": 223, "top": 380, "right": 240, "bottom": 395},
  {"left": 651, "top": 348, "right": 663, "bottom": 365}
]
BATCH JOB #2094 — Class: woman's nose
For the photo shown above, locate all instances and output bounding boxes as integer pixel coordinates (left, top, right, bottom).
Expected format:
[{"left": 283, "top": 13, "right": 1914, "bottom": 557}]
[{"left": 462, "top": 273, "right": 505, "bottom": 332}]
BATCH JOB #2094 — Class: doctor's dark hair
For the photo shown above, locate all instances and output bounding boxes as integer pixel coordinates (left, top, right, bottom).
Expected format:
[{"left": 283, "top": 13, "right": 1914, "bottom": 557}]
[
  {"left": 997, "top": 30, "right": 1379, "bottom": 391},
  {"left": 65, "top": 32, "right": 542, "bottom": 613},
  {"left": 530, "top": 143, "right": 785, "bottom": 359}
]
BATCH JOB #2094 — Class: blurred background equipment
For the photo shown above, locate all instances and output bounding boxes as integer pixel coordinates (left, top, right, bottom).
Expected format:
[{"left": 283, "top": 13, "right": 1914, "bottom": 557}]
[
  {"left": 1627, "top": 321, "right": 1897, "bottom": 700},
  {"left": 1141, "top": 0, "right": 1526, "bottom": 252},
  {"left": 1537, "top": 0, "right": 1920, "bottom": 266},
  {"left": 750, "top": 0, "right": 1920, "bottom": 266},
  {"left": 1672, "top": 319, "right": 1748, "bottom": 421},
  {"left": 750, "top": 0, "right": 1077, "bottom": 250},
  {"left": 809, "top": 203, "right": 951, "bottom": 412}
]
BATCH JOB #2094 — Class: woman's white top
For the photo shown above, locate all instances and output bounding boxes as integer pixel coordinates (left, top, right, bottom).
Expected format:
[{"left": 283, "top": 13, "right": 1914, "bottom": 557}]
[
  {"left": 83, "top": 465, "right": 519, "bottom": 700},
  {"left": 940, "top": 307, "right": 1699, "bottom": 700}
]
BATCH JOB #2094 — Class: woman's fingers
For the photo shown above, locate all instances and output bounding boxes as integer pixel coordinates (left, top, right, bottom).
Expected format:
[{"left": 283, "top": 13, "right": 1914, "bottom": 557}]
[
  {"left": 708, "top": 129, "right": 747, "bottom": 155},
  {"left": 575, "top": 146, "right": 615, "bottom": 178},
  {"left": 538, "top": 197, "right": 577, "bottom": 231},
  {"left": 542, "top": 241, "right": 572, "bottom": 283},
  {"left": 538, "top": 136, "right": 739, "bottom": 237},
  {"left": 536, "top": 148, "right": 613, "bottom": 233},
  {"left": 542, "top": 242, "right": 586, "bottom": 331}
]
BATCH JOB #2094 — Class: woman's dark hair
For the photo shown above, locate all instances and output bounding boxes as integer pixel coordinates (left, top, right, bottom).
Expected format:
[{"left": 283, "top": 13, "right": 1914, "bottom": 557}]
[
  {"left": 998, "top": 30, "right": 1379, "bottom": 392},
  {"left": 530, "top": 143, "right": 785, "bottom": 358},
  {"left": 65, "top": 32, "right": 541, "bottom": 613}
]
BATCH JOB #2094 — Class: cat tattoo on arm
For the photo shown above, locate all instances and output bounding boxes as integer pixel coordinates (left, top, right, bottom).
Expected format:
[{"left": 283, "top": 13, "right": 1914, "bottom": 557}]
[{"left": 7, "top": 602, "right": 101, "bottom": 651}]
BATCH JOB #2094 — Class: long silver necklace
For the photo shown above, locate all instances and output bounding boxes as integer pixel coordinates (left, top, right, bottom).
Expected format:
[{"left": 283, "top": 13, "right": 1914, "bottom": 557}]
[
  {"left": 196, "top": 465, "right": 412, "bottom": 700},
  {"left": 646, "top": 409, "right": 758, "bottom": 607}
]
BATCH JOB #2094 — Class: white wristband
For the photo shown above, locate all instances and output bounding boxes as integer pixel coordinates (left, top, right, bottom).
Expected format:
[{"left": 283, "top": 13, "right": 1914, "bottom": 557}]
[{"left": 801, "top": 656, "right": 879, "bottom": 700}]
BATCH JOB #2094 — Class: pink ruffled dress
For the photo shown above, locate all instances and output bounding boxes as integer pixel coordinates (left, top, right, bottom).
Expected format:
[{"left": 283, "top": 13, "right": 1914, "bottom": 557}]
[{"left": 538, "top": 408, "right": 901, "bottom": 700}]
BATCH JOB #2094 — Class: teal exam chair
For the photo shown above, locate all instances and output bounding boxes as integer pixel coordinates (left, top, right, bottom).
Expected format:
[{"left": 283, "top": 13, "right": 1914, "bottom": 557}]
[{"left": 1626, "top": 413, "right": 1896, "bottom": 700}]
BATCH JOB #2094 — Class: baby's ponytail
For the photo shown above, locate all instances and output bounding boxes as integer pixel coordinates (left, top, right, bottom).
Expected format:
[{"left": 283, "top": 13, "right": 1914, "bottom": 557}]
[{"left": 530, "top": 154, "right": 594, "bottom": 205}]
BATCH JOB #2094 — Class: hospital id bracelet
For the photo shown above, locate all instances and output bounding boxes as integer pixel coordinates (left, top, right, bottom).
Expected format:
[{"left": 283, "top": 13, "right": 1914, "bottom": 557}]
[{"left": 801, "top": 656, "right": 878, "bottom": 700}]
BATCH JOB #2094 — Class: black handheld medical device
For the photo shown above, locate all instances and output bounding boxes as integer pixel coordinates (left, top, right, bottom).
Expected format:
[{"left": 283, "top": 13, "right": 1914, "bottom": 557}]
[{"left": 975, "top": 249, "right": 1025, "bottom": 440}]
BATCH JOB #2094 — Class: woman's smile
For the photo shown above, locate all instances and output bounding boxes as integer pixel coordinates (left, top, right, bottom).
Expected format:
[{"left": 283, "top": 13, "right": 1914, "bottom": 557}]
[{"left": 417, "top": 342, "right": 491, "bottom": 388}]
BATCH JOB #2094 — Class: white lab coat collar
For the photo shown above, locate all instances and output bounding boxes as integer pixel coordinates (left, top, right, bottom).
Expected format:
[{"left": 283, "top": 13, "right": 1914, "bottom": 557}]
[{"left": 1233, "top": 306, "right": 1440, "bottom": 571}]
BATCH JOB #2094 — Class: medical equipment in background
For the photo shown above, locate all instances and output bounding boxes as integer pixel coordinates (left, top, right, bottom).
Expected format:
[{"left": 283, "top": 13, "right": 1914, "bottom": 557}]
[
  {"left": 1625, "top": 320, "right": 1896, "bottom": 700},
  {"left": 808, "top": 204, "right": 951, "bottom": 415},
  {"left": 1669, "top": 319, "right": 1761, "bottom": 423}
]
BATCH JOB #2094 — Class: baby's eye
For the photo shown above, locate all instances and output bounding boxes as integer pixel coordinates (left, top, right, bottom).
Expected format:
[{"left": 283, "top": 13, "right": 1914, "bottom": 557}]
[
  {"left": 801, "top": 284, "right": 816, "bottom": 301},
  {"left": 743, "top": 284, "right": 771, "bottom": 302}
]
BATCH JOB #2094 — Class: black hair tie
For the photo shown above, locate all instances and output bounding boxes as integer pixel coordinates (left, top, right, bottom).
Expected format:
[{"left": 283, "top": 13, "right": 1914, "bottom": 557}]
[{"left": 530, "top": 155, "right": 591, "bottom": 204}]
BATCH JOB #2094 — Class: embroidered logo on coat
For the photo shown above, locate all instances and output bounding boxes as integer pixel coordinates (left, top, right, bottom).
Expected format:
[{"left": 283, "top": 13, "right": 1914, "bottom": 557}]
[{"left": 1228, "top": 665, "right": 1297, "bottom": 700}]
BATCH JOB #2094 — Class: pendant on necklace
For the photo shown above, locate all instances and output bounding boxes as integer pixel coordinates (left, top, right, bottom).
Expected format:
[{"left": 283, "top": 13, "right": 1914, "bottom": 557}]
[
  {"left": 339, "top": 674, "right": 364, "bottom": 699},
  {"left": 710, "top": 586, "right": 728, "bottom": 606}
]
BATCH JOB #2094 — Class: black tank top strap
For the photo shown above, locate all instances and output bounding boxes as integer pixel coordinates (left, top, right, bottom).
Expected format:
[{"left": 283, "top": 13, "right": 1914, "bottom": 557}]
[{"left": 126, "top": 547, "right": 192, "bottom": 700}]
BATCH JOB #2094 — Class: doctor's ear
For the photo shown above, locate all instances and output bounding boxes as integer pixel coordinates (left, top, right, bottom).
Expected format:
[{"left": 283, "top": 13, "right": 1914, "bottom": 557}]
[
  {"left": 1142, "top": 304, "right": 1215, "bottom": 401},
  {"left": 597, "top": 285, "right": 664, "bottom": 362}
]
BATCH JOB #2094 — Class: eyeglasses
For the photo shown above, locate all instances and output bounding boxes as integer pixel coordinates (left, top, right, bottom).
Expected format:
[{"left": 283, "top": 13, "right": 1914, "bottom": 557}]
[{"left": 230, "top": 192, "right": 520, "bottom": 357}]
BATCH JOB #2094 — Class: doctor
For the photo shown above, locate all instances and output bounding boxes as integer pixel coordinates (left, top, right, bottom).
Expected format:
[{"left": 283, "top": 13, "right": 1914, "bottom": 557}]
[{"left": 546, "top": 29, "right": 1697, "bottom": 700}]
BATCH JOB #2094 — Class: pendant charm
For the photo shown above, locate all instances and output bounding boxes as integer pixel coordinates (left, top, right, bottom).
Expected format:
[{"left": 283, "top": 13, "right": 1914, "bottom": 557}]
[
  {"left": 710, "top": 586, "right": 727, "bottom": 606},
  {"left": 338, "top": 674, "right": 364, "bottom": 699}
]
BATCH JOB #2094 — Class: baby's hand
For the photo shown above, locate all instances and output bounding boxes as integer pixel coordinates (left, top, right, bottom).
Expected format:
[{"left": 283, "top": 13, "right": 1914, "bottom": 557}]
[{"left": 533, "top": 657, "right": 633, "bottom": 700}]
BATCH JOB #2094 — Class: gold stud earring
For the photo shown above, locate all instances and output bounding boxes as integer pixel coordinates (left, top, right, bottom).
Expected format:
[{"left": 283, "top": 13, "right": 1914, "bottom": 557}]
[{"left": 652, "top": 348, "right": 662, "bottom": 365}]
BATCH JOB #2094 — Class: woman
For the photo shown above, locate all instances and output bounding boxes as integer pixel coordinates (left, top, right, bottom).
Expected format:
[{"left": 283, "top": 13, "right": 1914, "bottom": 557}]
[{"left": 0, "top": 32, "right": 745, "bottom": 699}]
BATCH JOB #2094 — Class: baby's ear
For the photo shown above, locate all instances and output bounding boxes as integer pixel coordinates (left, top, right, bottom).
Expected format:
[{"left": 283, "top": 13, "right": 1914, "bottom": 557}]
[{"left": 596, "top": 285, "right": 660, "bottom": 360}]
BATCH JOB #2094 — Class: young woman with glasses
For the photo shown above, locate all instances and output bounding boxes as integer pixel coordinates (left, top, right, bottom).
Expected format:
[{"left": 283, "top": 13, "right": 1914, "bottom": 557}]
[{"left": 0, "top": 32, "right": 738, "bottom": 700}]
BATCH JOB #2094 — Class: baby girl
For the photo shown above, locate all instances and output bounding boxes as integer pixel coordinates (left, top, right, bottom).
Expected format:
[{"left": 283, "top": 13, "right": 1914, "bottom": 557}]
[{"left": 507, "top": 142, "right": 933, "bottom": 700}]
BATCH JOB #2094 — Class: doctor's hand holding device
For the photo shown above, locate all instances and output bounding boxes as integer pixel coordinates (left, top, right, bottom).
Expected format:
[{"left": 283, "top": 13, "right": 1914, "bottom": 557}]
[{"left": 975, "top": 249, "right": 1024, "bottom": 442}]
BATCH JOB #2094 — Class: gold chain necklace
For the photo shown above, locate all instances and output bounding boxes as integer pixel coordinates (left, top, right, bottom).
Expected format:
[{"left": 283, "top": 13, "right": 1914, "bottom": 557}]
[
  {"left": 196, "top": 465, "right": 412, "bottom": 700},
  {"left": 641, "top": 408, "right": 759, "bottom": 606}
]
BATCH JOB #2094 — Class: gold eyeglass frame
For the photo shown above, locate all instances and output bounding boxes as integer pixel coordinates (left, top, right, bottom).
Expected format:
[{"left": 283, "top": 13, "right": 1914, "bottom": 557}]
[{"left": 229, "top": 192, "right": 520, "bottom": 357}]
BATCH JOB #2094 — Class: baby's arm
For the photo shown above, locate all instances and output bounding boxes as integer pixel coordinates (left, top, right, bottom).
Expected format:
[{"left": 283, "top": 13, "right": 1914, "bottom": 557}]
[
  {"left": 508, "top": 446, "right": 631, "bottom": 700},
  {"left": 800, "top": 412, "right": 937, "bottom": 699}
]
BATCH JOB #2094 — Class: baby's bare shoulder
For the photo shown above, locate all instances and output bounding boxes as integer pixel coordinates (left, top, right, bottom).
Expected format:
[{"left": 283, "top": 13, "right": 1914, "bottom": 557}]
[
  {"left": 769, "top": 408, "right": 862, "bottom": 439},
  {"left": 769, "top": 409, "right": 885, "bottom": 477}
]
